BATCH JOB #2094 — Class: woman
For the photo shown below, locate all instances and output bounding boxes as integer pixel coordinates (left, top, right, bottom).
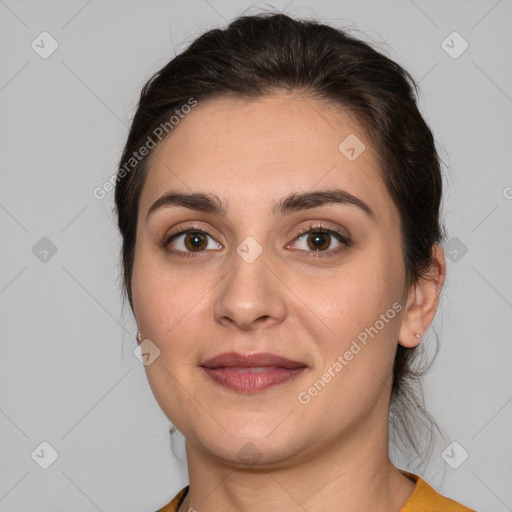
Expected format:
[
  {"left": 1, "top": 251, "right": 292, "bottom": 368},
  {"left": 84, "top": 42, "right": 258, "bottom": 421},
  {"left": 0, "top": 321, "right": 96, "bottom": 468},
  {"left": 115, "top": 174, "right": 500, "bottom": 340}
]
[{"left": 114, "top": 11, "right": 475, "bottom": 512}]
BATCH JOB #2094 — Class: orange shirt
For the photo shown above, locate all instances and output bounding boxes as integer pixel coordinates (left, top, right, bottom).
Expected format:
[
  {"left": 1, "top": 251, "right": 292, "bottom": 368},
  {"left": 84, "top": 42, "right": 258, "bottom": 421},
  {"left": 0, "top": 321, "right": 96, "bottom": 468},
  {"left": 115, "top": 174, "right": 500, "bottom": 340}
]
[{"left": 156, "top": 471, "right": 475, "bottom": 511}]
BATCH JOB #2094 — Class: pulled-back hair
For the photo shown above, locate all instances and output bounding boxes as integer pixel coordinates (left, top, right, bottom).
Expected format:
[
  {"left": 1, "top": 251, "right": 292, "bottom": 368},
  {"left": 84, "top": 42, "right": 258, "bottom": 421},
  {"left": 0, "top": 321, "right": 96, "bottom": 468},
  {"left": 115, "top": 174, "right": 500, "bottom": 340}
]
[{"left": 114, "top": 10, "right": 446, "bottom": 468}]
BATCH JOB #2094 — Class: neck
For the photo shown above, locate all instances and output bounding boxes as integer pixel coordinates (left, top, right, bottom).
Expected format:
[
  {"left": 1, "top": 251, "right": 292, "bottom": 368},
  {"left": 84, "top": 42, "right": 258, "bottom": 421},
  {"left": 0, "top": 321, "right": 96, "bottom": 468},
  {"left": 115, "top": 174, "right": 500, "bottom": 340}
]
[{"left": 178, "top": 406, "right": 416, "bottom": 512}]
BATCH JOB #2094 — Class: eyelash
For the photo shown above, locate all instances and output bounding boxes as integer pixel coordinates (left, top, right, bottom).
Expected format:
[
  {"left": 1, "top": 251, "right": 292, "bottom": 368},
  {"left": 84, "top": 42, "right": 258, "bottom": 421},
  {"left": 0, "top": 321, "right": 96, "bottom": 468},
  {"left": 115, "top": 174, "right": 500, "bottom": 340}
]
[{"left": 163, "top": 222, "right": 351, "bottom": 259}]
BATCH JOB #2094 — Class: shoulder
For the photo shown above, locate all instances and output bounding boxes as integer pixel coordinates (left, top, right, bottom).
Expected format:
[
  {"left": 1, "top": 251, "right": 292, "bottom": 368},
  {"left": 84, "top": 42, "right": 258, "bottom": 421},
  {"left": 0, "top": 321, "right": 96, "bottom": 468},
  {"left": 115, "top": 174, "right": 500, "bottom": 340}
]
[
  {"left": 155, "top": 485, "right": 189, "bottom": 512},
  {"left": 400, "top": 471, "right": 475, "bottom": 511}
]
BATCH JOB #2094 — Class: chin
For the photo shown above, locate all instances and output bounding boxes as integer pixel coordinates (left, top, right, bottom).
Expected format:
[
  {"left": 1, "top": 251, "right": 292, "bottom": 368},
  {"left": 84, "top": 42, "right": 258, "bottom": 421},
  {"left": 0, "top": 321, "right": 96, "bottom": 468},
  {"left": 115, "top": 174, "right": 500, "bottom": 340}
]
[{"left": 206, "top": 436, "right": 301, "bottom": 469}]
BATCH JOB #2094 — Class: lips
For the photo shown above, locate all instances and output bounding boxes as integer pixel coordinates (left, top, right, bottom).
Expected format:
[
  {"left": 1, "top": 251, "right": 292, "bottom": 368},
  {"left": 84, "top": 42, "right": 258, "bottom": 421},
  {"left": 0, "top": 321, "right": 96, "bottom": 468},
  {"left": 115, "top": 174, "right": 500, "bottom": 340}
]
[
  {"left": 200, "top": 352, "right": 308, "bottom": 392},
  {"left": 200, "top": 352, "right": 306, "bottom": 369}
]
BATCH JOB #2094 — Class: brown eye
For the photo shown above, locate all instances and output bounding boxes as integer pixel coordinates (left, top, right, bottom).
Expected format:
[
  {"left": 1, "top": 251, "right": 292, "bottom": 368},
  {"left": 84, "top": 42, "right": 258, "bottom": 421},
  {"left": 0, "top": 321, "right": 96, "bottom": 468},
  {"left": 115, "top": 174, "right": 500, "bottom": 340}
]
[
  {"left": 306, "top": 232, "right": 331, "bottom": 251},
  {"left": 183, "top": 232, "right": 208, "bottom": 251},
  {"left": 165, "top": 228, "right": 222, "bottom": 256},
  {"left": 290, "top": 227, "right": 349, "bottom": 253}
]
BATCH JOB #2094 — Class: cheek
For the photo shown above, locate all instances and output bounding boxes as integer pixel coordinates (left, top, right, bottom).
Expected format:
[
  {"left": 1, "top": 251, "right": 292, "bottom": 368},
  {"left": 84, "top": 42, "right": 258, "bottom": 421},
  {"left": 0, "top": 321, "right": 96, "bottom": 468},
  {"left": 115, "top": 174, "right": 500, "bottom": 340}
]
[
  {"left": 294, "top": 272, "right": 401, "bottom": 421},
  {"left": 131, "top": 246, "right": 221, "bottom": 379},
  {"left": 132, "top": 245, "right": 200, "bottom": 333},
  {"left": 292, "top": 254, "right": 403, "bottom": 396},
  {"left": 292, "top": 255, "right": 401, "bottom": 342},
  {"left": 131, "top": 252, "right": 207, "bottom": 425}
]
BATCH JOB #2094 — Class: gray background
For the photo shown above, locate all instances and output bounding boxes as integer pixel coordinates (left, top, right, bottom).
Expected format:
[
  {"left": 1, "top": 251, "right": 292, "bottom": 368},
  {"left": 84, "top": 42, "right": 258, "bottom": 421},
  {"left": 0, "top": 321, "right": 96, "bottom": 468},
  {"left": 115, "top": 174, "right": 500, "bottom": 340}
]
[{"left": 1, "top": 0, "right": 511, "bottom": 510}]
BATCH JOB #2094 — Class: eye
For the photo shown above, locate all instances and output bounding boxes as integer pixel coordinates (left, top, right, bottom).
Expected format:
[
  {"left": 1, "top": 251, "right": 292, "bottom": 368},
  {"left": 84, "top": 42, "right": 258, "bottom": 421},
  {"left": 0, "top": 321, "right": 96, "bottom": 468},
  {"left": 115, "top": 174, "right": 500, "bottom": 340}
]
[
  {"left": 164, "top": 227, "right": 222, "bottom": 257},
  {"left": 287, "top": 224, "right": 350, "bottom": 255}
]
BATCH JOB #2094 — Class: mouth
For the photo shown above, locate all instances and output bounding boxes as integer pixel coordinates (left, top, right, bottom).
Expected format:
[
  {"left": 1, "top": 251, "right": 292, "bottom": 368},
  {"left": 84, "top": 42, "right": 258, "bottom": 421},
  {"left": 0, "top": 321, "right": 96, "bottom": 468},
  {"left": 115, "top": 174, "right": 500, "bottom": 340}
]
[
  {"left": 200, "top": 352, "right": 308, "bottom": 393},
  {"left": 201, "top": 366, "right": 307, "bottom": 392}
]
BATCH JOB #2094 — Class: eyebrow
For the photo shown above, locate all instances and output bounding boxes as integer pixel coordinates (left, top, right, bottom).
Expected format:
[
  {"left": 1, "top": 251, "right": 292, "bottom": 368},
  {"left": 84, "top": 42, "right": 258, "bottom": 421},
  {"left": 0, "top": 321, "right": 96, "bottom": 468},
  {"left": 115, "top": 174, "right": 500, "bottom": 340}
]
[{"left": 146, "top": 188, "right": 376, "bottom": 221}]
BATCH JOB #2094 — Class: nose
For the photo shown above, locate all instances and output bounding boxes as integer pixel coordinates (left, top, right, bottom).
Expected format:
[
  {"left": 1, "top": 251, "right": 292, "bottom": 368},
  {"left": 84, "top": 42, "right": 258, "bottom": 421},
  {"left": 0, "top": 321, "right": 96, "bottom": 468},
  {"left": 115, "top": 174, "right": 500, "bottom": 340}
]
[{"left": 213, "top": 247, "right": 287, "bottom": 331}]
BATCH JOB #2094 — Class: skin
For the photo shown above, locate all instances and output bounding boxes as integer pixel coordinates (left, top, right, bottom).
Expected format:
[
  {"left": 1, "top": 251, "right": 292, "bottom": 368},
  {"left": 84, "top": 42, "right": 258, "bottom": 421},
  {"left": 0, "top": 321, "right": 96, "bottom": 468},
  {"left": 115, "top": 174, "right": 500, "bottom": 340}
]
[{"left": 131, "top": 91, "right": 446, "bottom": 512}]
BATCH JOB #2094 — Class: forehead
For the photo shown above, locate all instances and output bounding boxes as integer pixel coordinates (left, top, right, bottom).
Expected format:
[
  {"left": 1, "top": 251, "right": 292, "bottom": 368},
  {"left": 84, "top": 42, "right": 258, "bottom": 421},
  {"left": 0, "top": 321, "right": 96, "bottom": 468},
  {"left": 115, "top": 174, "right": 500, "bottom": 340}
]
[{"left": 140, "top": 92, "right": 397, "bottom": 224}]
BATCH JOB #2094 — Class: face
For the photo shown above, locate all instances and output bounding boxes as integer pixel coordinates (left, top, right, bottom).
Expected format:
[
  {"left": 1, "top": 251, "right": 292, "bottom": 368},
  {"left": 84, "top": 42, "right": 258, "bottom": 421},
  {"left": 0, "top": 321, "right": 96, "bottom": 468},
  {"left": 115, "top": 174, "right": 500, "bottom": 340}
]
[{"left": 131, "top": 91, "right": 409, "bottom": 467}]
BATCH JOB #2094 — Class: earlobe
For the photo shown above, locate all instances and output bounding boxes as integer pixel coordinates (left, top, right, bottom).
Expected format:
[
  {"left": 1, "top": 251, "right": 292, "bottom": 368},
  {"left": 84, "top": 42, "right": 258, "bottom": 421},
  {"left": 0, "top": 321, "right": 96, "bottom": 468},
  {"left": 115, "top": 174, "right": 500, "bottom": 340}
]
[
  {"left": 398, "top": 302, "right": 424, "bottom": 348},
  {"left": 397, "top": 243, "right": 446, "bottom": 349},
  {"left": 398, "top": 304, "right": 426, "bottom": 348}
]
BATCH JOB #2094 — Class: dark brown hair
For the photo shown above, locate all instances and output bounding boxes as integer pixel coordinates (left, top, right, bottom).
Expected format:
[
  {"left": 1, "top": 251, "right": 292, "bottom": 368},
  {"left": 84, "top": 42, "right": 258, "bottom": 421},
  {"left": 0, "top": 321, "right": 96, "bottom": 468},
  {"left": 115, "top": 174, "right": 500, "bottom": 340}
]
[{"left": 114, "top": 10, "right": 446, "bottom": 467}]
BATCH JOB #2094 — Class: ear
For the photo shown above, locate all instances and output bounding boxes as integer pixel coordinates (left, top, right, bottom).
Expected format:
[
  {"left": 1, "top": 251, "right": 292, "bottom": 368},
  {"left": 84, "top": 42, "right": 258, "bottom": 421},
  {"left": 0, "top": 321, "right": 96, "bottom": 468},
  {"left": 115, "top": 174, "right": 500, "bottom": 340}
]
[{"left": 397, "top": 243, "right": 446, "bottom": 348}]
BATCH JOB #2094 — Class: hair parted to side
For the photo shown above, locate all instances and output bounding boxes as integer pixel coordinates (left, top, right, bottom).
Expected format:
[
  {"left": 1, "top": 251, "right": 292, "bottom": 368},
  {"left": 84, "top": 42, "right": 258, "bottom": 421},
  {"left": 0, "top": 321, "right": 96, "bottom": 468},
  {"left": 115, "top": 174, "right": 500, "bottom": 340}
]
[{"left": 114, "top": 9, "right": 447, "bottom": 469}]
